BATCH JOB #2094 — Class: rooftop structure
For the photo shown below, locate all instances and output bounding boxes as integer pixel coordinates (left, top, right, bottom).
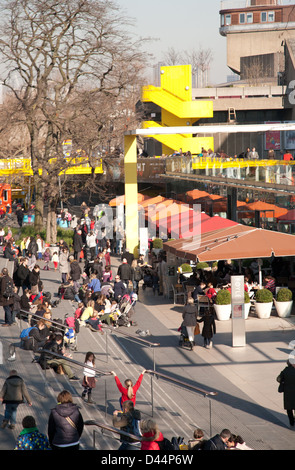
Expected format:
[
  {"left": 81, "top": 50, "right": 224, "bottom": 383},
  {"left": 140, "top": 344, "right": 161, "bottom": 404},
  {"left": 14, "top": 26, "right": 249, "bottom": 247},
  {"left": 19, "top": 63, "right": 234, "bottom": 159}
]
[{"left": 219, "top": 0, "right": 295, "bottom": 77}]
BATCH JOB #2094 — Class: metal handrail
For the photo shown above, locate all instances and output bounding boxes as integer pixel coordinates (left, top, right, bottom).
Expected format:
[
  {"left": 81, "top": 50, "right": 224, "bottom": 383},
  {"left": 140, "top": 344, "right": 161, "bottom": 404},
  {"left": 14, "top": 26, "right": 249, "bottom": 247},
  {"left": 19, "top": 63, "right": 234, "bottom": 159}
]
[
  {"left": 145, "top": 369, "right": 218, "bottom": 398},
  {"left": 19, "top": 309, "right": 66, "bottom": 333},
  {"left": 84, "top": 420, "right": 142, "bottom": 444},
  {"left": 39, "top": 349, "right": 112, "bottom": 378}
]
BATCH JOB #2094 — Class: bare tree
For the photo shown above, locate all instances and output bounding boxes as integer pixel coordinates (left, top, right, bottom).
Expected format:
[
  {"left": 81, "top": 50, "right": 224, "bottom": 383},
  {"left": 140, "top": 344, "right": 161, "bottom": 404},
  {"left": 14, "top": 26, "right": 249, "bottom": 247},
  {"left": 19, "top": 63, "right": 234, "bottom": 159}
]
[
  {"left": 162, "top": 47, "right": 183, "bottom": 66},
  {"left": 0, "top": 0, "right": 146, "bottom": 241},
  {"left": 182, "top": 46, "right": 213, "bottom": 87}
]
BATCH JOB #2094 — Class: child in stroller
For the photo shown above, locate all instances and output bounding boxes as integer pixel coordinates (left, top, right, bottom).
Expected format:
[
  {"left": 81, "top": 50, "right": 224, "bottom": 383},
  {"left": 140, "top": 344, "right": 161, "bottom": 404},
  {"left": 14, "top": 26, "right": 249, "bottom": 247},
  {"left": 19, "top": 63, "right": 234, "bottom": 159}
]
[
  {"left": 113, "top": 293, "right": 137, "bottom": 327},
  {"left": 178, "top": 322, "right": 194, "bottom": 351}
]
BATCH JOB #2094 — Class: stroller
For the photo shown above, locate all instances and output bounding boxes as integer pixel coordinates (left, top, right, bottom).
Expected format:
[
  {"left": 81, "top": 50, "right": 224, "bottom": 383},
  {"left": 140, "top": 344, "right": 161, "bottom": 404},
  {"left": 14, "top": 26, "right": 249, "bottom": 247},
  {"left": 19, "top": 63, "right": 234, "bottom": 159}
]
[
  {"left": 114, "top": 293, "right": 137, "bottom": 327},
  {"left": 178, "top": 323, "right": 194, "bottom": 351},
  {"left": 63, "top": 314, "right": 79, "bottom": 351}
]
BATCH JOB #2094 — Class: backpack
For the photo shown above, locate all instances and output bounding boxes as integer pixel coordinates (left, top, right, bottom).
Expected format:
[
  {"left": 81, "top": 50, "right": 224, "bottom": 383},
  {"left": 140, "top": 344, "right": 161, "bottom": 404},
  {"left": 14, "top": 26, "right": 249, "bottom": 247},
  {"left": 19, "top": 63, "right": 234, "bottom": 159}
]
[
  {"left": 20, "top": 326, "right": 37, "bottom": 339},
  {"left": 157, "top": 437, "right": 179, "bottom": 451},
  {"left": 3, "top": 278, "right": 14, "bottom": 299}
]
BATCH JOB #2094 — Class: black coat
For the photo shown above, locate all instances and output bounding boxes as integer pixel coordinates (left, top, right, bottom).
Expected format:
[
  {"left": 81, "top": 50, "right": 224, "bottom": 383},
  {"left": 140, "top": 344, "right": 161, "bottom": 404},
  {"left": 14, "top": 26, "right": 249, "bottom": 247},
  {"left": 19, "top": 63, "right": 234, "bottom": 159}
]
[
  {"left": 4, "top": 245, "right": 15, "bottom": 261},
  {"left": 48, "top": 403, "right": 84, "bottom": 447},
  {"left": 198, "top": 313, "right": 216, "bottom": 339},
  {"left": 113, "top": 281, "right": 126, "bottom": 300},
  {"left": 277, "top": 365, "right": 295, "bottom": 410},
  {"left": 73, "top": 232, "right": 83, "bottom": 252},
  {"left": 0, "top": 275, "right": 14, "bottom": 306},
  {"left": 69, "top": 261, "right": 82, "bottom": 281},
  {"left": 203, "top": 434, "right": 227, "bottom": 450},
  {"left": 29, "top": 269, "right": 40, "bottom": 287},
  {"left": 15, "top": 264, "right": 29, "bottom": 287},
  {"left": 118, "top": 263, "right": 132, "bottom": 281}
]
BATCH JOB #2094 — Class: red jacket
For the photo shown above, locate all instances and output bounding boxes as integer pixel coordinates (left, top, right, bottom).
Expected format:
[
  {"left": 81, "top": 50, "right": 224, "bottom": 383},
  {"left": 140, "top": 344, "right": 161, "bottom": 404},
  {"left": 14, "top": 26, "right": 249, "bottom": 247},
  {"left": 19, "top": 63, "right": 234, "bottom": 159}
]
[
  {"left": 115, "top": 374, "right": 144, "bottom": 406},
  {"left": 141, "top": 431, "right": 164, "bottom": 450}
]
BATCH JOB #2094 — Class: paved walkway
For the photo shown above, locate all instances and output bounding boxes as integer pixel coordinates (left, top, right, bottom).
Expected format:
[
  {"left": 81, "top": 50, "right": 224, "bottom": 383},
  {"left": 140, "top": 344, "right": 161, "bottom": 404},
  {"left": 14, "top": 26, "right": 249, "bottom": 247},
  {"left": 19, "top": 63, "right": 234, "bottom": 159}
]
[{"left": 0, "top": 254, "right": 294, "bottom": 451}]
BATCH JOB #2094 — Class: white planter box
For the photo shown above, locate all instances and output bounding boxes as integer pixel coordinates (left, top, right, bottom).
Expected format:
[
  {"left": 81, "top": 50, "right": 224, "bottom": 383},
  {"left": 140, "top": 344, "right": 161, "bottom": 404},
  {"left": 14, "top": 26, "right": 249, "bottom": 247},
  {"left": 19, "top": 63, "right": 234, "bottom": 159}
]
[
  {"left": 244, "top": 303, "right": 250, "bottom": 319},
  {"left": 255, "top": 301, "right": 273, "bottom": 319},
  {"left": 214, "top": 303, "right": 231, "bottom": 321},
  {"left": 274, "top": 300, "right": 293, "bottom": 318}
]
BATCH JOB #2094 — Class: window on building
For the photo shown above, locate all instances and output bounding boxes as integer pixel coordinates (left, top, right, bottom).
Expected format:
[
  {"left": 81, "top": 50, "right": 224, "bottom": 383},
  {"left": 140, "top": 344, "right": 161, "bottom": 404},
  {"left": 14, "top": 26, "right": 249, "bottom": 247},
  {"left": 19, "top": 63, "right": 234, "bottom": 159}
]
[
  {"left": 268, "top": 11, "right": 274, "bottom": 22},
  {"left": 261, "top": 11, "right": 267, "bottom": 22},
  {"left": 247, "top": 12, "right": 253, "bottom": 23},
  {"left": 221, "top": 14, "right": 224, "bottom": 26},
  {"left": 225, "top": 14, "right": 231, "bottom": 25},
  {"left": 240, "top": 13, "right": 245, "bottom": 24}
]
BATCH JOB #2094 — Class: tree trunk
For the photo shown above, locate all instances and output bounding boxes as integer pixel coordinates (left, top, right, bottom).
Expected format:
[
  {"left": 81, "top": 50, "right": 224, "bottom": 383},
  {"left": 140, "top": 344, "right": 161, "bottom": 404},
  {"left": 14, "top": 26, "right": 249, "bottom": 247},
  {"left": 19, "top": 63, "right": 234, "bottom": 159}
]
[
  {"left": 34, "top": 177, "right": 44, "bottom": 233},
  {"left": 46, "top": 198, "right": 58, "bottom": 244}
]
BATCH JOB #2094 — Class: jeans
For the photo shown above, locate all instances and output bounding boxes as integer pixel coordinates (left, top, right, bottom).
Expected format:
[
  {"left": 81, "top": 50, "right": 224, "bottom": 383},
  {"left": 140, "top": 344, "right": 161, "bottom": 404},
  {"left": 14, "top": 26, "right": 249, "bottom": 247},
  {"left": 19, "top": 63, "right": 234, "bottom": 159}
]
[
  {"left": 5, "top": 403, "right": 18, "bottom": 424},
  {"left": 3, "top": 305, "right": 13, "bottom": 325}
]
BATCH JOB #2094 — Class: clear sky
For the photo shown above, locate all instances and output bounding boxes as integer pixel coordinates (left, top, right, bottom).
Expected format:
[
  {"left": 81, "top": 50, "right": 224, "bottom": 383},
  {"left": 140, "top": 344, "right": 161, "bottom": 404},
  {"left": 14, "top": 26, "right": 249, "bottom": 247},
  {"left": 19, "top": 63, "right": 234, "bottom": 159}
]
[{"left": 115, "top": 0, "right": 229, "bottom": 85}]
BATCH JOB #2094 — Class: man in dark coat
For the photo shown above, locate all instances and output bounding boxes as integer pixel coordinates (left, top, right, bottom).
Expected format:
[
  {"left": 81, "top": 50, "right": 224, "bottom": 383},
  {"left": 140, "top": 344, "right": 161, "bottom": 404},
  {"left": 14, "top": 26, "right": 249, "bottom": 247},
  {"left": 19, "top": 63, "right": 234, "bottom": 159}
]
[
  {"left": 203, "top": 429, "right": 232, "bottom": 450},
  {"left": 14, "top": 257, "right": 29, "bottom": 293},
  {"left": 117, "top": 259, "right": 132, "bottom": 286},
  {"left": 113, "top": 275, "right": 126, "bottom": 302},
  {"left": 277, "top": 361, "right": 295, "bottom": 427},
  {"left": 0, "top": 267, "right": 15, "bottom": 326},
  {"left": 16, "top": 207, "right": 24, "bottom": 228},
  {"left": 69, "top": 257, "right": 82, "bottom": 294},
  {"left": 73, "top": 229, "right": 83, "bottom": 262}
]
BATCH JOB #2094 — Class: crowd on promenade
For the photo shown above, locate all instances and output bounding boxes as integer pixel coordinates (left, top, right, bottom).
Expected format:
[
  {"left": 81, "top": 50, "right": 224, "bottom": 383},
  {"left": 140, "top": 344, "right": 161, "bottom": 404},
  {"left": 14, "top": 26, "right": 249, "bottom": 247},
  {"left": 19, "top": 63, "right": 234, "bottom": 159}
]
[{"left": 0, "top": 201, "right": 293, "bottom": 450}]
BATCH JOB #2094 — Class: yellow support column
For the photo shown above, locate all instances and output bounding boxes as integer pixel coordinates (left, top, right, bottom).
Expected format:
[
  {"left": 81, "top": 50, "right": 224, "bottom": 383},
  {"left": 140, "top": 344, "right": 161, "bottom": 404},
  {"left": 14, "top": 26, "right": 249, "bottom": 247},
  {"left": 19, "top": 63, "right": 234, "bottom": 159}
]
[{"left": 124, "top": 135, "right": 139, "bottom": 254}]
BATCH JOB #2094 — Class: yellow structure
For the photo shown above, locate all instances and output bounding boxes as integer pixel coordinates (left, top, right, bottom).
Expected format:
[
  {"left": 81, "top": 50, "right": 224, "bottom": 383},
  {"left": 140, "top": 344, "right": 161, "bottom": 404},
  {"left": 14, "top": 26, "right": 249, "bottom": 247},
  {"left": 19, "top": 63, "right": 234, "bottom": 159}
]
[
  {"left": 141, "top": 64, "right": 214, "bottom": 154},
  {"left": 0, "top": 157, "right": 103, "bottom": 176}
]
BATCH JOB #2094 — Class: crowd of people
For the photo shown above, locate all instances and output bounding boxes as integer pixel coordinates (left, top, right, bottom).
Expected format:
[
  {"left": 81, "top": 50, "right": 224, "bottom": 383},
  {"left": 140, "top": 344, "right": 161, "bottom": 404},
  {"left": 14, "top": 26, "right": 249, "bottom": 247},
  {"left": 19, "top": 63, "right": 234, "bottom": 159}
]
[{"left": 0, "top": 201, "right": 289, "bottom": 451}]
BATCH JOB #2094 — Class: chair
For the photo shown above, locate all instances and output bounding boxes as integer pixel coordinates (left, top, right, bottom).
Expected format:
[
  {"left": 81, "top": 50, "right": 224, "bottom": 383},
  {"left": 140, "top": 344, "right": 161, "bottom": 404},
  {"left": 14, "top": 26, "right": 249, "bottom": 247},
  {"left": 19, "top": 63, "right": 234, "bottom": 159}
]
[
  {"left": 197, "top": 295, "right": 210, "bottom": 315},
  {"left": 172, "top": 284, "right": 186, "bottom": 305}
]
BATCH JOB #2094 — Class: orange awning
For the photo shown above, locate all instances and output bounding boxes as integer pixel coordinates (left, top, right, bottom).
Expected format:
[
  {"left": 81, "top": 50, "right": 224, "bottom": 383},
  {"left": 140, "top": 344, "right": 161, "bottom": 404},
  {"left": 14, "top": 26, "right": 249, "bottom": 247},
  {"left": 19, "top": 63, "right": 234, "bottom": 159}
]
[
  {"left": 109, "top": 193, "right": 150, "bottom": 207},
  {"left": 163, "top": 225, "right": 295, "bottom": 262},
  {"left": 239, "top": 201, "right": 288, "bottom": 219}
]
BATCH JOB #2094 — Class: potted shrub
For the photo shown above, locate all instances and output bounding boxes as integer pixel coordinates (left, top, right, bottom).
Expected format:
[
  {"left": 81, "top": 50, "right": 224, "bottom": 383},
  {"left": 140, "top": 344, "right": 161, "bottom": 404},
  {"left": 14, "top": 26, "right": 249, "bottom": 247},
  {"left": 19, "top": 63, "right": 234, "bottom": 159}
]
[
  {"left": 255, "top": 288, "right": 273, "bottom": 319},
  {"left": 214, "top": 289, "right": 231, "bottom": 321},
  {"left": 274, "top": 288, "right": 293, "bottom": 318},
  {"left": 244, "top": 291, "right": 250, "bottom": 319},
  {"left": 152, "top": 238, "right": 163, "bottom": 255},
  {"left": 180, "top": 263, "right": 193, "bottom": 278},
  {"left": 196, "top": 261, "right": 210, "bottom": 271}
]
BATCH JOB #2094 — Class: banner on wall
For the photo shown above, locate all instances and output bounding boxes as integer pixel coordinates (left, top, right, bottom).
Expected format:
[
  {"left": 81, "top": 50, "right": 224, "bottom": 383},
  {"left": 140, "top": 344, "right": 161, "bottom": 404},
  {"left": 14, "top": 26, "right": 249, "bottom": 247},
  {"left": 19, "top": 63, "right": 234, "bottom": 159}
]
[{"left": 264, "top": 121, "right": 281, "bottom": 150}]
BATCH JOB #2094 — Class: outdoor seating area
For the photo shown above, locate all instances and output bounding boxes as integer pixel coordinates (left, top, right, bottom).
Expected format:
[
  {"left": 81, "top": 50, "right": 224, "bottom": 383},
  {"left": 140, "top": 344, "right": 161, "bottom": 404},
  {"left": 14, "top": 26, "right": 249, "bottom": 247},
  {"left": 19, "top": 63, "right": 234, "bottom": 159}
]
[{"left": 161, "top": 224, "right": 295, "bottom": 321}]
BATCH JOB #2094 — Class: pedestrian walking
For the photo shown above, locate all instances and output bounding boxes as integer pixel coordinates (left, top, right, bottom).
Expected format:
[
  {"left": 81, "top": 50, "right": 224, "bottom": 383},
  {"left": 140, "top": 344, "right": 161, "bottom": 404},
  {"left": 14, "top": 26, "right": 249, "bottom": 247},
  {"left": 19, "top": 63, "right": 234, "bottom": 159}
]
[
  {"left": 0, "top": 267, "right": 15, "bottom": 327},
  {"left": 277, "top": 360, "right": 295, "bottom": 427},
  {"left": 81, "top": 352, "right": 97, "bottom": 404},
  {"left": 0, "top": 370, "right": 32, "bottom": 429},
  {"left": 111, "top": 370, "right": 146, "bottom": 409},
  {"left": 197, "top": 307, "right": 216, "bottom": 348},
  {"left": 14, "top": 415, "right": 51, "bottom": 450},
  {"left": 48, "top": 390, "right": 84, "bottom": 451},
  {"left": 52, "top": 251, "right": 59, "bottom": 271},
  {"left": 182, "top": 297, "right": 198, "bottom": 349}
]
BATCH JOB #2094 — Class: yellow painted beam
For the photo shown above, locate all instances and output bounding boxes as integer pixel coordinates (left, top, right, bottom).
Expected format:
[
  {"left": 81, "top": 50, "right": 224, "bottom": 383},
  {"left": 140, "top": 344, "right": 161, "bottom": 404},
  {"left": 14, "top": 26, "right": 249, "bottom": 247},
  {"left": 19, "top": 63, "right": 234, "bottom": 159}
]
[
  {"left": 124, "top": 135, "right": 139, "bottom": 254},
  {"left": 141, "top": 65, "right": 214, "bottom": 154}
]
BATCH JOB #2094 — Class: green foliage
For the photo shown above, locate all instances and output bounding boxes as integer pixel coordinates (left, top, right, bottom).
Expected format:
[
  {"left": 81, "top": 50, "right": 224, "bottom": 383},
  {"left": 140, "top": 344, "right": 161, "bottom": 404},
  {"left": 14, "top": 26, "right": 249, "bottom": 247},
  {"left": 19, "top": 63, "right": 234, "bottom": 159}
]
[
  {"left": 215, "top": 289, "right": 231, "bottom": 305},
  {"left": 180, "top": 263, "right": 192, "bottom": 273},
  {"left": 196, "top": 262, "right": 209, "bottom": 270},
  {"left": 244, "top": 292, "right": 250, "bottom": 303},
  {"left": 255, "top": 288, "right": 273, "bottom": 303},
  {"left": 152, "top": 238, "right": 163, "bottom": 249},
  {"left": 277, "top": 288, "right": 293, "bottom": 302},
  {"left": 10, "top": 226, "right": 73, "bottom": 248}
]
